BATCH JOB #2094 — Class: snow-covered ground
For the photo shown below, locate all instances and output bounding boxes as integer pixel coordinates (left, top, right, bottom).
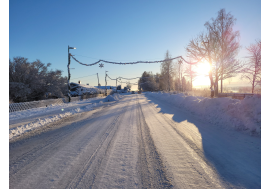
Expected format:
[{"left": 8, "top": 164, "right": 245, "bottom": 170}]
[
  {"left": 9, "top": 93, "right": 261, "bottom": 188},
  {"left": 9, "top": 92, "right": 261, "bottom": 140},
  {"left": 140, "top": 93, "right": 260, "bottom": 188},
  {"left": 145, "top": 92, "right": 261, "bottom": 136},
  {"left": 9, "top": 93, "right": 123, "bottom": 140}
]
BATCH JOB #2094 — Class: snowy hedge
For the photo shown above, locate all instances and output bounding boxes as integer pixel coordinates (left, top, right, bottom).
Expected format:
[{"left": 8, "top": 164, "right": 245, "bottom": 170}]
[{"left": 145, "top": 92, "right": 261, "bottom": 135}]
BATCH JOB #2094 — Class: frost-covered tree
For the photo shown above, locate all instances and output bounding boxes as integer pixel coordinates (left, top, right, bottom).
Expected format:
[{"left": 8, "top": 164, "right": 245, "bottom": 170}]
[
  {"left": 184, "top": 64, "right": 198, "bottom": 91},
  {"left": 9, "top": 57, "right": 68, "bottom": 102},
  {"left": 186, "top": 9, "right": 242, "bottom": 96},
  {"left": 138, "top": 71, "right": 157, "bottom": 91},
  {"left": 241, "top": 40, "right": 261, "bottom": 93},
  {"left": 126, "top": 82, "right": 132, "bottom": 90},
  {"left": 182, "top": 76, "right": 187, "bottom": 91},
  {"left": 160, "top": 50, "right": 175, "bottom": 91},
  {"left": 174, "top": 59, "right": 184, "bottom": 91}
]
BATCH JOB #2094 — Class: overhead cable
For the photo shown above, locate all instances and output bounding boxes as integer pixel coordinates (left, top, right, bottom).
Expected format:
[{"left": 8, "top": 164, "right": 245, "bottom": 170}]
[{"left": 70, "top": 54, "right": 202, "bottom": 66}]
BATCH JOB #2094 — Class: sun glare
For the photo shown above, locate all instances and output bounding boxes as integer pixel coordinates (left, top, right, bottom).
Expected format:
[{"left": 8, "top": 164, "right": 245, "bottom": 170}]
[
  {"left": 196, "top": 61, "right": 211, "bottom": 76},
  {"left": 193, "top": 61, "right": 211, "bottom": 88}
]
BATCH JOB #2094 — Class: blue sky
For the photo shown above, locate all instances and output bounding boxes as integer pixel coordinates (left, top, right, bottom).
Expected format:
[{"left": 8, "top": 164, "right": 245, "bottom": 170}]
[{"left": 9, "top": 0, "right": 261, "bottom": 88}]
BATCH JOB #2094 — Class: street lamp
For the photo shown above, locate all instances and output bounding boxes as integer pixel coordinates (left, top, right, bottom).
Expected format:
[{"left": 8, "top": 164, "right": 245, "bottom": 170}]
[
  {"left": 67, "top": 45, "right": 76, "bottom": 102},
  {"left": 116, "top": 77, "right": 121, "bottom": 92},
  {"left": 105, "top": 71, "right": 108, "bottom": 95}
]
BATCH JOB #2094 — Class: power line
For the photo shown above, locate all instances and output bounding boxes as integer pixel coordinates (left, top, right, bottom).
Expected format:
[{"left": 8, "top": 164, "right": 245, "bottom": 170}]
[
  {"left": 71, "top": 54, "right": 180, "bottom": 66},
  {"left": 72, "top": 73, "right": 98, "bottom": 80},
  {"left": 73, "top": 54, "right": 165, "bottom": 62},
  {"left": 70, "top": 54, "right": 206, "bottom": 67},
  {"left": 118, "top": 76, "right": 141, "bottom": 80}
]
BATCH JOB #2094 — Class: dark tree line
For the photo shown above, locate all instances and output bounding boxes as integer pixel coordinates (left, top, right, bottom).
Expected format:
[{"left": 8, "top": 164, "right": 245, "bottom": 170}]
[{"left": 9, "top": 57, "right": 68, "bottom": 103}]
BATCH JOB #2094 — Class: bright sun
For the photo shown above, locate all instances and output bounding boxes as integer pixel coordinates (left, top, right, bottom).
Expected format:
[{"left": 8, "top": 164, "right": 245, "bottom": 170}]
[
  {"left": 195, "top": 61, "right": 211, "bottom": 76},
  {"left": 193, "top": 61, "right": 211, "bottom": 88}
]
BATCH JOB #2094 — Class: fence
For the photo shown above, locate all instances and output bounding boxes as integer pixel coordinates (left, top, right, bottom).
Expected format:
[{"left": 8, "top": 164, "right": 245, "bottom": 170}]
[
  {"left": 9, "top": 94, "right": 106, "bottom": 113},
  {"left": 218, "top": 93, "right": 261, "bottom": 100}
]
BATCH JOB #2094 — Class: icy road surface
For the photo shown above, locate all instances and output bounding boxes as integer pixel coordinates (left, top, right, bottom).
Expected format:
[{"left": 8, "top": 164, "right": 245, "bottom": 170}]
[{"left": 9, "top": 94, "right": 260, "bottom": 188}]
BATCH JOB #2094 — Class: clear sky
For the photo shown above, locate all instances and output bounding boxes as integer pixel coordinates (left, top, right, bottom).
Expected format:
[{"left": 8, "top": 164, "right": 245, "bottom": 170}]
[{"left": 9, "top": 0, "right": 261, "bottom": 88}]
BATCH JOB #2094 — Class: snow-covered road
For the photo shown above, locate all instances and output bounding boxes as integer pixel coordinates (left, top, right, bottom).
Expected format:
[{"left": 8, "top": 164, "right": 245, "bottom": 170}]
[
  {"left": 9, "top": 93, "right": 261, "bottom": 188},
  {"left": 140, "top": 93, "right": 260, "bottom": 188}
]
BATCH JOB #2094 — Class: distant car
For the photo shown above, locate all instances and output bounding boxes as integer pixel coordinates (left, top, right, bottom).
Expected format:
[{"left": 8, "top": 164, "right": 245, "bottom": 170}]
[{"left": 131, "top": 91, "right": 135, "bottom": 94}]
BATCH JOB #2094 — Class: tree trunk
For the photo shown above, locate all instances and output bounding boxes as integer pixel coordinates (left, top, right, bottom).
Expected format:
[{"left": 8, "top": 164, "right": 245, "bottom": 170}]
[
  {"left": 214, "top": 78, "right": 219, "bottom": 97},
  {"left": 252, "top": 77, "right": 255, "bottom": 94}
]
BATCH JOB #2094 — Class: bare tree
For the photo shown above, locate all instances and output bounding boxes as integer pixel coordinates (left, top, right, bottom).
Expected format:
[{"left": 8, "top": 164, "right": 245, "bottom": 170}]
[
  {"left": 186, "top": 9, "right": 242, "bottom": 96},
  {"left": 184, "top": 63, "right": 198, "bottom": 91},
  {"left": 205, "top": 8, "right": 242, "bottom": 93},
  {"left": 126, "top": 82, "right": 132, "bottom": 90},
  {"left": 174, "top": 59, "right": 185, "bottom": 91},
  {"left": 182, "top": 76, "right": 187, "bottom": 91},
  {"left": 241, "top": 40, "right": 261, "bottom": 93}
]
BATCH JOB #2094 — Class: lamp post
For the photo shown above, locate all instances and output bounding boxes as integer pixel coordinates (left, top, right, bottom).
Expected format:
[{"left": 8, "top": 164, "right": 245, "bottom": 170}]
[
  {"left": 97, "top": 73, "right": 100, "bottom": 89},
  {"left": 178, "top": 59, "right": 182, "bottom": 92},
  {"left": 116, "top": 77, "right": 121, "bottom": 92},
  {"left": 67, "top": 45, "right": 76, "bottom": 102},
  {"left": 105, "top": 71, "right": 108, "bottom": 95},
  {"left": 116, "top": 77, "right": 118, "bottom": 92}
]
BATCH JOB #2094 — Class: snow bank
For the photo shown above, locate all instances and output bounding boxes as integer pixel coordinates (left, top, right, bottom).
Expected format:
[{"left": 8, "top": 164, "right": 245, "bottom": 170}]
[
  {"left": 9, "top": 100, "right": 104, "bottom": 140},
  {"left": 104, "top": 93, "right": 122, "bottom": 102},
  {"left": 9, "top": 97, "right": 104, "bottom": 121},
  {"left": 145, "top": 92, "right": 261, "bottom": 135}
]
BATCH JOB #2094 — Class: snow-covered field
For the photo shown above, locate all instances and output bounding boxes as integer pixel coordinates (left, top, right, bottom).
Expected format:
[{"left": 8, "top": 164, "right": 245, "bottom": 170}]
[{"left": 145, "top": 92, "right": 261, "bottom": 136}]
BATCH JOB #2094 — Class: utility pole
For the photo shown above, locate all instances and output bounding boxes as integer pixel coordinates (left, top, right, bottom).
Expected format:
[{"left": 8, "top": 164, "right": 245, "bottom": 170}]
[
  {"left": 97, "top": 73, "right": 100, "bottom": 88},
  {"left": 181, "top": 72, "right": 183, "bottom": 92},
  {"left": 105, "top": 71, "right": 108, "bottom": 95},
  {"left": 119, "top": 76, "right": 121, "bottom": 90},
  {"left": 116, "top": 78, "right": 117, "bottom": 91},
  {"left": 178, "top": 59, "right": 182, "bottom": 91},
  {"left": 67, "top": 45, "right": 76, "bottom": 102}
]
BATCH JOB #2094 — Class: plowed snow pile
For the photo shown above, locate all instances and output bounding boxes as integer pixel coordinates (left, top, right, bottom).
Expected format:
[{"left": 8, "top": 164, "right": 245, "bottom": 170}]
[
  {"left": 145, "top": 92, "right": 261, "bottom": 135},
  {"left": 104, "top": 93, "right": 122, "bottom": 102}
]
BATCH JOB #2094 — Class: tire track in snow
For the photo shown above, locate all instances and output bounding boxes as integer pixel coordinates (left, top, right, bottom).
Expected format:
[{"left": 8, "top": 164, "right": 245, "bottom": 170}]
[
  {"left": 90, "top": 95, "right": 140, "bottom": 189},
  {"left": 139, "top": 94, "right": 226, "bottom": 188},
  {"left": 64, "top": 98, "right": 131, "bottom": 188},
  {"left": 9, "top": 104, "right": 122, "bottom": 188},
  {"left": 136, "top": 95, "right": 172, "bottom": 188},
  {"left": 9, "top": 113, "right": 87, "bottom": 177}
]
